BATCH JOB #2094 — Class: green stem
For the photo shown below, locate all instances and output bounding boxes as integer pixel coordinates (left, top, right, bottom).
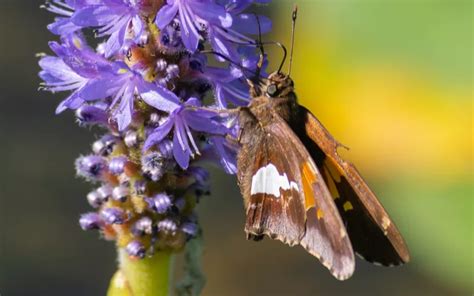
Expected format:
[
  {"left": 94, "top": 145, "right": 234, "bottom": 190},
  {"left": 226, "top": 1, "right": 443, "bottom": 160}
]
[{"left": 107, "top": 249, "right": 173, "bottom": 296}]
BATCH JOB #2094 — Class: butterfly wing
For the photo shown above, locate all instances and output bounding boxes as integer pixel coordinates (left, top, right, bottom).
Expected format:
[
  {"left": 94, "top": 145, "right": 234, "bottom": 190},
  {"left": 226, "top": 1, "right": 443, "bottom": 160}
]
[
  {"left": 237, "top": 108, "right": 355, "bottom": 280},
  {"left": 297, "top": 105, "right": 410, "bottom": 265}
]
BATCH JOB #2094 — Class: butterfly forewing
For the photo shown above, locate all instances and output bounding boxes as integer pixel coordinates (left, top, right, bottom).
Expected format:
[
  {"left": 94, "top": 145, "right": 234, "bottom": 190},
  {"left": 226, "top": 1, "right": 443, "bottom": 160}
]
[
  {"left": 297, "top": 106, "right": 410, "bottom": 265},
  {"left": 238, "top": 109, "right": 355, "bottom": 279}
]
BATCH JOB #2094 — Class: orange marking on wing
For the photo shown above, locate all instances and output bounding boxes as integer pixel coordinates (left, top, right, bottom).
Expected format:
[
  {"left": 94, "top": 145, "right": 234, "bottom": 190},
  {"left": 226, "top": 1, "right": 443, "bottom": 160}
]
[
  {"left": 324, "top": 158, "right": 342, "bottom": 183},
  {"left": 323, "top": 167, "right": 340, "bottom": 199},
  {"left": 302, "top": 161, "right": 317, "bottom": 210},
  {"left": 316, "top": 208, "right": 324, "bottom": 220}
]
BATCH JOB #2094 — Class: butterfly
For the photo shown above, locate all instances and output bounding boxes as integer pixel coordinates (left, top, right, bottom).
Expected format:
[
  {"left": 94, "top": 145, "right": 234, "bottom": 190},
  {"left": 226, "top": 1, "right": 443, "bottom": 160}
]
[{"left": 235, "top": 7, "right": 409, "bottom": 280}]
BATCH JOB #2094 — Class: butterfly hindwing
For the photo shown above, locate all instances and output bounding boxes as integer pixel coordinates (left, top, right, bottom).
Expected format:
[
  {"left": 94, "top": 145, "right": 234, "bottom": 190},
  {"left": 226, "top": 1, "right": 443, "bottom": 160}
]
[
  {"left": 297, "top": 106, "right": 410, "bottom": 265},
  {"left": 238, "top": 108, "right": 355, "bottom": 280}
]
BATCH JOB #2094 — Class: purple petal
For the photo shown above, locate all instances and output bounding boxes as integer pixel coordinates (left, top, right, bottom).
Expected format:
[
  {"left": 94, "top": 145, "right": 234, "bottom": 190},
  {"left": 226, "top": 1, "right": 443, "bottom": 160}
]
[
  {"left": 39, "top": 56, "right": 79, "bottom": 83},
  {"left": 48, "top": 17, "right": 81, "bottom": 35},
  {"left": 114, "top": 86, "right": 134, "bottom": 131},
  {"left": 173, "top": 119, "right": 190, "bottom": 169},
  {"left": 79, "top": 76, "right": 120, "bottom": 101},
  {"left": 131, "top": 15, "right": 143, "bottom": 38},
  {"left": 143, "top": 118, "right": 174, "bottom": 150},
  {"left": 192, "top": 1, "right": 231, "bottom": 27},
  {"left": 71, "top": 5, "right": 110, "bottom": 27},
  {"left": 211, "top": 136, "right": 237, "bottom": 174},
  {"left": 232, "top": 14, "right": 271, "bottom": 35},
  {"left": 178, "top": 5, "right": 200, "bottom": 52},
  {"left": 75, "top": 104, "right": 108, "bottom": 124},
  {"left": 56, "top": 93, "right": 85, "bottom": 114},
  {"left": 184, "top": 111, "right": 228, "bottom": 134},
  {"left": 155, "top": 2, "right": 178, "bottom": 29},
  {"left": 104, "top": 27, "right": 122, "bottom": 58},
  {"left": 184, "top": 97, "right": 201, "bottom": 107},
  {"left": 140, "top": 86, "right": 180, "bottom": 113}
]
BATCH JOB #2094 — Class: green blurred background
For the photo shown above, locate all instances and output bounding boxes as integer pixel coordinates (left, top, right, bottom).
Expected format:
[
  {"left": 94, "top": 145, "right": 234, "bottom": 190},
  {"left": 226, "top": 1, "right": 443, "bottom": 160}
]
[{"left": 0, "top": 0, "right": 472, "bottom": 295}]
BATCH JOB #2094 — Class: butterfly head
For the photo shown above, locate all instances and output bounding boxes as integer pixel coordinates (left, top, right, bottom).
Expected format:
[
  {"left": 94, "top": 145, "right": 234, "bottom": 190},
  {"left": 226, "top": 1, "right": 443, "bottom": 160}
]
[{"left": 264, "top": 71, "right": 295, "bottom": 98}]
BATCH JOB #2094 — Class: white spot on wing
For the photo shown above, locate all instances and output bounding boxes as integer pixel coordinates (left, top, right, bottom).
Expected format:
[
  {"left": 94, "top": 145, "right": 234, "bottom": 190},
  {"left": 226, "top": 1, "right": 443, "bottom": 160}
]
[{"left": 250, "top": 163, "right": 299, "bottom": 197}]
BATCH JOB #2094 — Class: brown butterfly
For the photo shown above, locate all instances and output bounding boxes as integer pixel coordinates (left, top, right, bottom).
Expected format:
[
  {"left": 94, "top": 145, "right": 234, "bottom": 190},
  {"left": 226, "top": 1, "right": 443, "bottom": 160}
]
[{"left": 236, "top": 7, "right": 409, "bottom": 280}]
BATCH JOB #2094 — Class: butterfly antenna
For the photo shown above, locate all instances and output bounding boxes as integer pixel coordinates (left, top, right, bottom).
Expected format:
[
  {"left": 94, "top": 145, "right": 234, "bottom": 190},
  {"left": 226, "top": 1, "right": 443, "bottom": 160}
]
[
  {"left": 288, "top": 5, "right": 298, "bottom": 76},
  {"left": 276, "top": 41, "right": 288, "bottom": 74},
  {"left": 253, "top": 13, "right": 265, "bottom": 78}
]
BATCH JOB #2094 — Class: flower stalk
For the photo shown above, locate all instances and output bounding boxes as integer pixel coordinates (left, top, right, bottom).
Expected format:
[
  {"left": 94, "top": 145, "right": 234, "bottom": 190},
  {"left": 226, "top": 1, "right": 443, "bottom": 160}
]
[{"left": 108, "top": 249, "right": 172, "bottom": 296}]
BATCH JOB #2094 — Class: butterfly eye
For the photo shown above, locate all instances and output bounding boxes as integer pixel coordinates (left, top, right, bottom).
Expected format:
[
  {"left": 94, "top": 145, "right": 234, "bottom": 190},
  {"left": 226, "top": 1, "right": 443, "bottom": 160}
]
[{"left": 267, "top": 84, "right": 278, "bottom": 97}]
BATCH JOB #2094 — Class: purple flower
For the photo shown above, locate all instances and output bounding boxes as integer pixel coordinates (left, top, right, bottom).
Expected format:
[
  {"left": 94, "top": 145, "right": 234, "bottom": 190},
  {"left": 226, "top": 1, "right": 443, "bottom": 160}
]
[
  {"left": 43, "top": 0, "right": 86, "bottom": 35},
  {"left": 206, "top": 11, "right": 271, "bottom": 62},
  {"left": 207, "top": 135, "right": 238, "bottom": 174},
  {"left": 47, "top": 54, "right": 180, "bottom": 131},
  {"left": 156, "top": 0, "right": 232, "bottom": 52},
  {"left": 74, "top": 64, "right": 155, "bottom": 130},
  {"left": 49, "top": 0, "right": 148, "bottom": 57},
  {"left": 39, "top": 34, "right": 112, "bottom": 113},
  {"left": 202, "top": 66, "right": 249, "bottom": 108},
  {"left": 143, "top": 97, "right": 229, "bottom": 169}
]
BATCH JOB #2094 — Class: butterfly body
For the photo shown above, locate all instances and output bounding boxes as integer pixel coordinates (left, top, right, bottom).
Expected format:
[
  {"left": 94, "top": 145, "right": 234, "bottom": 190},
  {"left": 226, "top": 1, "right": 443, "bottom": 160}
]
[{"left": 236, "top": 71, "right": 409, "bottom": 280}]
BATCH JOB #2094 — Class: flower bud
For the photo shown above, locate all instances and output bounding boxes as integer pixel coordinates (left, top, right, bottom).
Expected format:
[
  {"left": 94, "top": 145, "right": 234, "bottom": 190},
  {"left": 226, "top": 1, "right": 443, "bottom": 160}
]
[
  {"left": 97, "top": 184, "right": 113, "bottom": 200},
  {"left": 126, "top": 240, "right": 146, "bottom": 259},
  {"left": 124, "top": 130, "right": 138, "bottom": 147},
  {"left": 132, "top": 217, "right": 153, "bottom": 236},
  {"left": 112, "top": 185, "right": 129, "bottom": 202},
  {"left": 101, "top": 207, "right": 127, "bottom": 224},
  {"left": 181, "top": 222, "right": 198, "bottom": 238},
  {"left": 166, "top": 64, "right": 180, "bottom": 79},
  {"left": 148, "top": 113, "right": 162, "bottom": 126},
  {"left": 134, "top": 180, "right": 147, "bottom": 195},
  {"left": 75, "top": 155, "right": 107, "bottom": 180},
  {"left": 92, "top": 134, "right": 116, "bottom": 156},
  {"left": 157, "top": 218, "right": 178, "bottom": 235},
  {"left": 174, "top": 197, "right": 186, "bottom": 212},
  {"left": 157, "top": 139, "right": 173, "bottom": 159},
  {"left": 79, "top": 213, "right": 103, "bottom": 230},
  {"left": 156, "top": 59, "right": 167, "bottom": 72},
  {"left": 109, "top": 156, "right": 128, "bottom": 175},
  {"left": 146, "top": 193, "right": 172, "bottom": 214},
  {"left": 141, "top": 152, "right": 166, "bottom": 181},
  {"left": 75, "top": 105, "right": 107, "bottom": 125},
  {"left": 138, "top": 32, "right": 149, "bottom": 46},
  {"left": 87, "top": 190, "right": 103, "bottom": 208}
]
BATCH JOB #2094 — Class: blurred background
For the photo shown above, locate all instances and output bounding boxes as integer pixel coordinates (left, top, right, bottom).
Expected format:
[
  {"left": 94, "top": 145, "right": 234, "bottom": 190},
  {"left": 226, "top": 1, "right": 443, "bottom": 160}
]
[{"left": 0, "top": 0, "right": 472, "bottom": 295}]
